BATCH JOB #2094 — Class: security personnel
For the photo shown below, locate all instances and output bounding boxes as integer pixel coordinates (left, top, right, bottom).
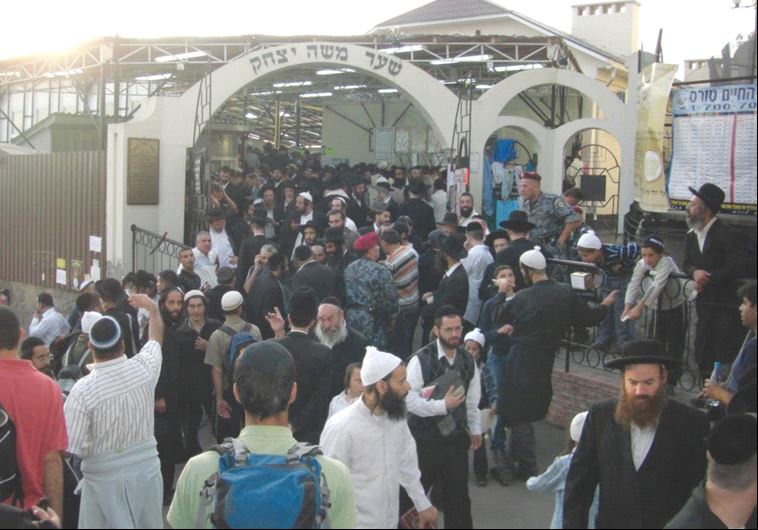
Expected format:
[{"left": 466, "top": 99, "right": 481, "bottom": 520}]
[{"left": 517, "top": 172, "right": 582, "bottom": 257}]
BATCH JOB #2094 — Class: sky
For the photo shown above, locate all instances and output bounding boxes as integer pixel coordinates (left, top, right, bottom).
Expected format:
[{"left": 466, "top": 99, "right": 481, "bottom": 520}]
[{"left": 1, "top": 0, "right": 755, "bottom": 73}]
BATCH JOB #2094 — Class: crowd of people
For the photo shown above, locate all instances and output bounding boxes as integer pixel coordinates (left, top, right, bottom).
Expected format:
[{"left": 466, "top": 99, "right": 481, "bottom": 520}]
[{"left": 0, "top": 154, "right": 756, "bottom": 529}]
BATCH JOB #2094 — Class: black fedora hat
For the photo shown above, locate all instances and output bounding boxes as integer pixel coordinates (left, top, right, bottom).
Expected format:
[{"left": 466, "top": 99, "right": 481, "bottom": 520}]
[
  {"left": 485, "top": 229, "right": 510, "bottom": 248},
  {"left": 407, "top": 178, "right": 428, "bottom": 196},
  {"left": 439, "top": 213, "right": 460, "bottom": 227},
  {"left": 604, "top": 339, "right": 680, "bottom": 370},
  {"left": 500, "top": 210, "right": 535, "bottom": 232},
  {"left": 298, "top": 220, "right": 322, "bottom": 235},
  {"left": 323, "top": 226, "right": 345, "bottom": 243},
  {"left": 688, "top": 183, "right": 725, "bottom": 214},
  {"left": 250, "top": 207, "right": 272, "bottom": 226},
  {"left": 440, "top": 233, "right": 468, "bottom": 260}
]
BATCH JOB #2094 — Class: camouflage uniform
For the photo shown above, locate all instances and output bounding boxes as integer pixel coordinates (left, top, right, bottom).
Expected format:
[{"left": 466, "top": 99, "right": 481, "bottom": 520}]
[{"left": 344, "top": 258, "right": 399, "bottom": 350}]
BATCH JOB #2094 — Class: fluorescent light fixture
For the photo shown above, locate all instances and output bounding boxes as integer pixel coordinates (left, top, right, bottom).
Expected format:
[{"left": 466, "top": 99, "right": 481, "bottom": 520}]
[
  {"left": 135, "top": 73, "right": 172, "bottom": 82},
  {"left": 246, "top": 112, "right": 258, "bottom": 119},
  {"left": 248, "top": 133, "right": 261, "bottom": 140},
  {"left": 493, "top": 64, "right": 541, "bottom": 72},
  {"left": 430, "top": 54, "right": 492, "bottom": 65},
  {"left": 316, "top": 68, "right": 355, "bottom": 76},
  {"left": 439, "top": 80, "right": 458, "bottom": 85},
  {"left": 155, "top": 50, "right": 207, "bottom": 62},
  {"left": 250, "top": 90, "right": 283, "bottom": 96},
  {"left": 476, "top": 84, "right": 493, "bottom": 90},
  {"left": 279, "top": 112, "right": 291, "bottom": 117},
  {"left": 305, "top": 130, "right": 320, "bottom": 136},
  {"left": 333, "top": 84, "right": 368, "bottom": 91},
  {"left": 382, "top": 44, "right": 425, "bottom": 54},
  {"left": 378, "top": 88, "right": 399, "bottom": 94},
  {"left": 43, "top": 68, "right": 83, "bottom": 78},
  {"left": 300, "top": 92, "right": 333, "bottom": 98},
  {"left": 272, "top": 81, "right": 313, "bottom": 88},
  {"left": 458, "top": 77, "right": 477, "bottom": 84}
]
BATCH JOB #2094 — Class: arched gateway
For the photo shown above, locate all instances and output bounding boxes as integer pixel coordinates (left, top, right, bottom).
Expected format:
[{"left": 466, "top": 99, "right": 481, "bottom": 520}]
[{"left": 107, "top": 43, "right": 459, "bottom": 273}]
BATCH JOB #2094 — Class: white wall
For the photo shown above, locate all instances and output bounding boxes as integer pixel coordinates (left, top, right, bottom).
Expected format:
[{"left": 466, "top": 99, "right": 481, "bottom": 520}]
[{"left": 571, "top": 2, "right": 640, "bottom": 58}]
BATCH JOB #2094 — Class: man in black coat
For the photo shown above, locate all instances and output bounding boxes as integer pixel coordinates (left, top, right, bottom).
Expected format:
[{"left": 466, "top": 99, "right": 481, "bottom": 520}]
[
  {"left": 244, "top": 253, "right": 286, "bottom": 340},
  {"left": 315, "top": 297, "right": 369, "bottom": 397},
  {"left": 420, "top": 233, "right": 469, "bottom": 341},
  {"left": 683, "top": 183, "right": 754, "bottom": 378},
  {"left": 564, "top": 340, "right": 709, "bottom": 529},
  {"left": 234, "top": 208, "right": 272, "bottom": 292},
  {"left": 399, "top": 179, "right": 436, "bottom": 241},
  {"left": 325, "top": 227, "right": 357, "bottom": 306},
  {"left": 275, "top": 289, "right": 333, "bottom": 444},
  {"left": 496, "top": 210, "right": 539, "bottom": 291},
  {"left": 292, "top": 245, "right": 336, "bottom": 303},
  {"left": 346, "top": 176, "right": 372, "bottom": 229},
  {"left": 494, "top": 248, "right": 614, "bottom": 480}
]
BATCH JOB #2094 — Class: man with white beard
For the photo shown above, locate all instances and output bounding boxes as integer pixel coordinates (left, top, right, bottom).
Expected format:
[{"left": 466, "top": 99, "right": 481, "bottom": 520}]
[
  {"left": 316, "top": 297, "right": 369, "bottom": 398},
  {"left": 320, "top": 347, "right": 438, "bottom": 529}
]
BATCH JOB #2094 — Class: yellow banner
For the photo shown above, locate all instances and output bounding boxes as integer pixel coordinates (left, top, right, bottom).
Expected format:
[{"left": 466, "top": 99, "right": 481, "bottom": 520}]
[{"left": 634, "top": 63, "right": 678, "bottom": 212}]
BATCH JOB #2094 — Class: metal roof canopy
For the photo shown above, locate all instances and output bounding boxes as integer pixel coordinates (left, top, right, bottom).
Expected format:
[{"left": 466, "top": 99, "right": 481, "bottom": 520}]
[{"left": 0, "top": 34, "right": 580, "bottom": 146}]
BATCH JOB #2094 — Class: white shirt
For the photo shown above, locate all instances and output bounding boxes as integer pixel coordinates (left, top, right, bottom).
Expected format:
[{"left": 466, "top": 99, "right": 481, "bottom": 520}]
[
  {"left": 693, "top": 217, "right": 717, "bottom": 253},
  {"left": 459, "top": 211, "right": 481, "bottom": 227},
  {"left": 630, "top": 423, "right": 657, "bottom": 471},
  {"left": 64, "top": 340, "right": 162, "bottom": 459},
  {"left": 345, "top": 218, "right": 358, "bottom": 233},
  {"left": 210, "top": 228, "right": 235, "bottom": 269},
  {"left": 29, "top": 308, "right": 71, "bottom": 346},
  {"left": 328, "top": 392, "right": 359, "bottom": 418},
  {"left": 320, "top": 399, "right": 432, "bottom": 529},
  {"left": 406, "top": 340, "right": 482, "bottom": 435},
  {"left": 461, "top": 243, "right": 494, "bottom": 324},
  {"left": 431, "top": 190, "right": 448, "bottom": 224},
  {"left": 445, "top": 261, "right": 462, "bottom": 278},
  {"left": 193, "top": 248, "right": 219, "bottom": 288}
]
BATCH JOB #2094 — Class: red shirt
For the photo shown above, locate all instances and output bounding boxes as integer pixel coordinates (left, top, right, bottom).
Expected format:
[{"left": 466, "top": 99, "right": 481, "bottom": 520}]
[{"left": 0, "top": 358, "right": 68, "bottom": 508}]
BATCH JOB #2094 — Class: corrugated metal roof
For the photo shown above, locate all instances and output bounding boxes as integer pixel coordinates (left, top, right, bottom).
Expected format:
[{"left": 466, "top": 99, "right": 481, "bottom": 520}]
[{"left": 376, "top": 0, "right": 509, "bottom": 28}]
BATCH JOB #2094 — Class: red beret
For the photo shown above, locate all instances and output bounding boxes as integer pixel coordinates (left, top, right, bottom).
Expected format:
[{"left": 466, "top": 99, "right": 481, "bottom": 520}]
[
  {"left": 520, "top": 171, "right": 542, "bottom": 182},
  {"left": 353, "top": 232, "right": 380, "bottom": 252}
]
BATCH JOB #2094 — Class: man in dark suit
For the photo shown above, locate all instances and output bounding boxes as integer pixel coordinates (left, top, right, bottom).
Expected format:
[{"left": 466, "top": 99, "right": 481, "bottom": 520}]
[
  {"left": 292, "top": 245, "right": 336, "bottom": 303},
  {"left": 496, "top": 210, "right": 539, "bottom": 292},
  {"left": 325, "top": 227, "right": 357, "bottom": 306},
  {"left": 564, "top": 340, "right": 709, "bottom": 529},
  {"left": 244, "top": 253, "right": 286, "bottom": 340},
  {"left": 315, "top": 297, "right": 369, "bottom": 397},
  {"left": 399, "top": 179, "right": 436, "bottom": 241},
  {"left": 684, "top": 183, "right": 753, "bottom": 378},
  {"left": 420, "top": 233, "right": 469, "bottom": 341},
  {"left": 275, "top": 288, "right": 333, "bottom": 444},
  {"left": 234, "top": 208, "right": 272, "bottom": 292},
  {"left": 346, "top": 175, "right": 372, "bottom": 229}
]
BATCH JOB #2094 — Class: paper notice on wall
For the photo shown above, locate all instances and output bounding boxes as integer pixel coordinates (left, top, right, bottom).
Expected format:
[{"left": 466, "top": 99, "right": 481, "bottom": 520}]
[
  {"left": 56, "top": 269, "right": 67, "bottom": 286},
  {"left": 89, "top": 236, "right": 102, "bottom": 253}
]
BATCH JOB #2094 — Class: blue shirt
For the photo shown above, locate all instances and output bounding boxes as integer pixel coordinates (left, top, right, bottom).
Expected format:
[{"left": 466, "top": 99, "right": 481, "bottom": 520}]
[
  {"left": 726, "top": 337, "right": 756, "bottom": 393},
  {"left": 600, "top": 243, "right": 641, "bottom": 277}
]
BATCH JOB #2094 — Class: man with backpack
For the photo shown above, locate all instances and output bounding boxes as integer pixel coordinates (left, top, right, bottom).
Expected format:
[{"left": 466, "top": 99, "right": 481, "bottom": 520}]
[
  {"left": 204, "top": 291, "right": 262, "bottom": 442},
  {"left": 0, "top": 307, "right": 68, "bottom": 517},
  {"left": 167, "top": 340, "right": 357, "bottom": 529}
]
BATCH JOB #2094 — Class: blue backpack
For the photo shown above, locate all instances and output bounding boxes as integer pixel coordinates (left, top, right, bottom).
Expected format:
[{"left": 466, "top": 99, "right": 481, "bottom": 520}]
[
  {"left": 218, "top": 324, "right": 258, "bottom": 373},
  {"left": 196, "top": 439, "right": 331, "bottom": 529}
]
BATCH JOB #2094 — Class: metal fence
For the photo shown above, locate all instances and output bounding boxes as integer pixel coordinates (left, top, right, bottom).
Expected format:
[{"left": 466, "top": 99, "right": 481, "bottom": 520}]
[
  {"left": 131, "top": 225, "right": 186, "bottom": 276},
  {"left": 0, "top": 150, "right": 106, "bottom": 289},
  {"left": 552, "top": 258, "right": 706, "bottom": 392}
]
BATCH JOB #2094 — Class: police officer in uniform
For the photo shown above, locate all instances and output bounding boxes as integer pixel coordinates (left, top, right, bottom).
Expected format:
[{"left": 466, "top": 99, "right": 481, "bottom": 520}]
[{"left": 517, "top": 171, "right": 582, "bottom": 258}]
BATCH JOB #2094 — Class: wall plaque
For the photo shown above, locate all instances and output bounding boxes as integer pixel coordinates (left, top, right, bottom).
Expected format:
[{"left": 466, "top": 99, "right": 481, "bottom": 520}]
[{"left": 127, "top": 138, "right": 160, "bottom": 205}]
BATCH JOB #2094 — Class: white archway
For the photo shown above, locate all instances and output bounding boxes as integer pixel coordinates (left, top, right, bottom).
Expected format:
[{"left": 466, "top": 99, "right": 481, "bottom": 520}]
[{"left": 107, "top": 43, "right": 459, "bottom": 273}]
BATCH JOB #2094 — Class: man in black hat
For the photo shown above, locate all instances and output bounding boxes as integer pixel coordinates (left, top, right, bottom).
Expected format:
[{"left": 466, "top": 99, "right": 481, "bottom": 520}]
[
  {"left": 684, "top": 183, "right": 753, "bottom": 379},
  {"left": 399, "top": 179, "right": 436, "bottom": 241},
  {"left": 324, "top": 227, "right": 357, "bottom": 306},
  {"left": 665, "top": 414, "right": 756, "bottom": 529},
  {"left": 496, "top": 210, "right": 538, "bottom": 291},
  {"left": 420, "top": 233, "right": 469, "bottom": 341},
  {"left": 564, "top": 340, "right": 709, "bottom": 529},
  {"left": 234, "top": 207, "right": 272, "bottom": 293},
  {"left": 438, "top": 213, "right": 461, "bottom": 237},
  {"left": 346, "top": 176, "right": 372, "bottom": 229}
]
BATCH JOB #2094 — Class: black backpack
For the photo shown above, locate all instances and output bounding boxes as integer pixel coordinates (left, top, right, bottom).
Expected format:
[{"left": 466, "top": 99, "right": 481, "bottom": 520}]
[{"left": 0, "top": 401, "right": 23, "bottom": 506}]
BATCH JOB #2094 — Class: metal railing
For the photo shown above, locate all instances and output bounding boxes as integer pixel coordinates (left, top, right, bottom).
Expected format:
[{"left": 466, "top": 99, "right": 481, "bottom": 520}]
[{"left": 131, "top": 225, "right": 185, "bottom": 275}]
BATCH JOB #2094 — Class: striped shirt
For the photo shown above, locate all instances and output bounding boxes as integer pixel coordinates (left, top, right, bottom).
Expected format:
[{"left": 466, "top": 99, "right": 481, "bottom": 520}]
[
  {"left": 600, "top": 243, "right": 641, "bottom": 277},
  {"left": 64, "top": 340, "right": 162, "bottom": 459},
  {"left": 383, "top": 244, "right": 419, "bottom": 308}
]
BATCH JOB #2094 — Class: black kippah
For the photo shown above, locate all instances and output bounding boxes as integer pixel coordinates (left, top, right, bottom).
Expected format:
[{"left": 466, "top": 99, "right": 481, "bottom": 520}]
[
  {"left": 321, "top": 296, "right": 342, "bottom": 309},
  {"left": 89, "top": 316, "right": 122, "bottom": 350},
  {"left": 707, "top": 414, "right": 757, "bottom": 465},
  {"left": 289, "top": 288, "right": 319, "bottom": 321}
]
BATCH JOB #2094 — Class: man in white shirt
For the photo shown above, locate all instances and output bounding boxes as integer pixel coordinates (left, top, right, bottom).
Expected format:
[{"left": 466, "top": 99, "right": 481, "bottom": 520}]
[
  {"left": 29, "top": 293, "right": 70, "bottom": 346},
  {"left": 461, "top": 222, "right": 494, "bottom": 329},
  {"left": 208, "top": 209, "right": 237, "bottom": 269},
  {"left": 64, "top": 294, "right": 165, "bottom": 529},
  {"left": 405, "top": 306, "right": 481, "bottom": 529},
  {"left": 194, "top": 231, "right": 220, "bottom": 289},
  {"left": 320, "top": 347, "right": 438, "bottom": 529}
]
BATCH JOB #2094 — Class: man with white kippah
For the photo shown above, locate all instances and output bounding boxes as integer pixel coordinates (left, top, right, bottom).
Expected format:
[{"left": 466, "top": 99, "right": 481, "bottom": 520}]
[
  {"left": 576, "top": 230, "right": 641, "bottom": 352},
  {"left": 63, "top": 294, "right": 165, "bottom": 528},
  {"left": 320, "top": 347, "right": 438, "bottom": 529},
  {"left": 292, "top": 191, "right": 328, "bottom": 249},
  {"left": 492, "top": 247, "right": 617, "bottom": 484}
]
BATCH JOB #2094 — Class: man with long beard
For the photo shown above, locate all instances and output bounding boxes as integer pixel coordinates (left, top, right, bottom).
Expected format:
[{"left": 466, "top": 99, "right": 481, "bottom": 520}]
[
  {"left": 320, "top": 347, "right": 437, "bottom": 529},
  {"left": 315, "top": 297, "right": 369, "bottom": 398},
  {"left": 564, "top": 340, "right": 709, "bottom": 529}
]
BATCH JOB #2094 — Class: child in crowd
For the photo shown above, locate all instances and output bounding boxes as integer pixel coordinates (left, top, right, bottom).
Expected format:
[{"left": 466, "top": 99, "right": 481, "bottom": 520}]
[
  {"left": 328, "top": 362, "right": 363, "bottom": 418},
  {"left": 526, "top": 411, "right": 599, "bottom": 529},
  {"left": 464, "top": 329, "right": 498, "bottom": 487},
  {"left": 622, "top": 234, "right": 686, "bottom": 388}
]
